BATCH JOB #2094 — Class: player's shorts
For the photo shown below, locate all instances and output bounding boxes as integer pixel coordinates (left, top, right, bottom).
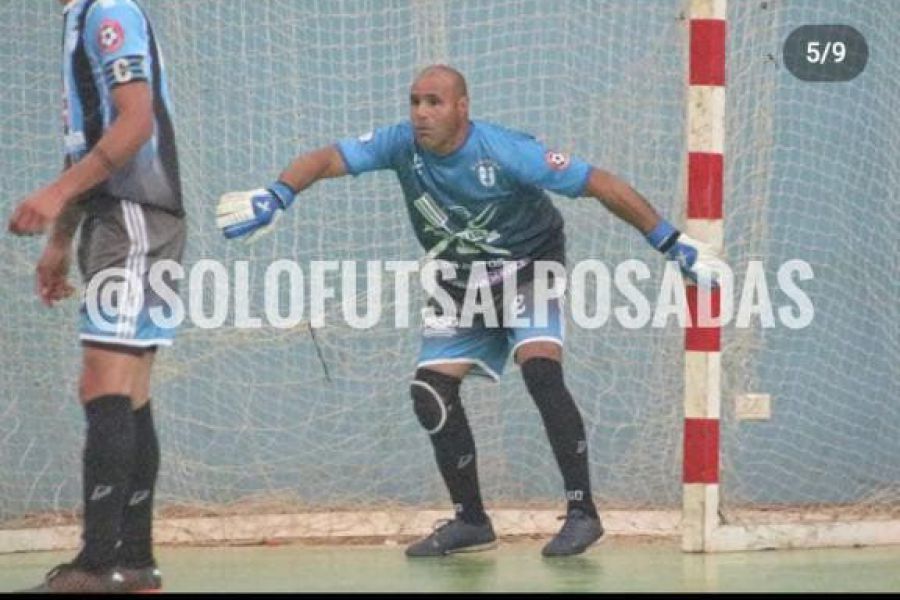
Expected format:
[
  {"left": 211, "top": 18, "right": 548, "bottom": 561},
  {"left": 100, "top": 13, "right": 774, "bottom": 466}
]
[
  {"left": 77, "top": 197, "right": 186, "bottom": 349},
  {"left": 416, "top": 263, "right": 565, "bottom": 381}
]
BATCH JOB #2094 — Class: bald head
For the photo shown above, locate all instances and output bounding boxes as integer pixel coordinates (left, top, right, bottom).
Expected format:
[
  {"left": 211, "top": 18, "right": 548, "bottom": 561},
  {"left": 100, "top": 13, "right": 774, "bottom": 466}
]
[{"left": 413, "top": 65, "right": 468, "bottom": 100}]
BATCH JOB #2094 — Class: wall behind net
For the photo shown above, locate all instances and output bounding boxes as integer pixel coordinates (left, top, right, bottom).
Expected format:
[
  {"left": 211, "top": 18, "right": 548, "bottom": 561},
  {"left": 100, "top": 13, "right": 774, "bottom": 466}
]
[{"left": 0, "top": 0, "right": 685, "bottom": 523}]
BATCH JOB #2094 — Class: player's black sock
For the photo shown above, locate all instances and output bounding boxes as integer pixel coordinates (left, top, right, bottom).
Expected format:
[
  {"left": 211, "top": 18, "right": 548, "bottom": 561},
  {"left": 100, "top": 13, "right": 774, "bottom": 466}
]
[
  {"left": 118, "top": 402, "right": 159, "bottom": 568},
  {"left": 411, "top": 369, "right": 488, "bottom": 525},
  {"left": 521, "top": 358, "right": 598, "bottom": 518},
  {"left": 76, "top": 395, "right": 135, "bottom": 570}
]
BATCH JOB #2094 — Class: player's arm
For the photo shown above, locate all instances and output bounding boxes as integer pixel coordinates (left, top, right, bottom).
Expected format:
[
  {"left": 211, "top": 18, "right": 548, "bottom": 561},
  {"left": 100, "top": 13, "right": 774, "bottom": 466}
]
[
  {"left": 49, "top": 197, "right": 86, "bottom": 245},
  {"left": 583, "top": 168, "right": 660, "bottom": 234},
  {"left": 278, "top": 146, "right": 348, "bottom": 192},
  {"left": 8, "top": 82, "right": 154, "bottom": 236},
  {"left": 584, "top": 167, "right": 722, "bottom": 286},
  {"left": 23, "top": 83, "right": 151, "bottom": 303},
  {"left": 217, "top": 124, "right": 409, "bottom": 243},
  {"left": 32, "top": 195, "right": 88, "bottom": 307},
  {"left": 215, "top": 146, "right": 347, "bottom": 243}
]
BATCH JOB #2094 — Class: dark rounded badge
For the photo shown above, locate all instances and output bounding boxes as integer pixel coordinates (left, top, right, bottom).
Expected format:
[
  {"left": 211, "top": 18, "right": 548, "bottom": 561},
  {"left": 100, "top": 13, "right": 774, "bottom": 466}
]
[{"left": 783, "top": 25, "right": 868, "bottom": 82}]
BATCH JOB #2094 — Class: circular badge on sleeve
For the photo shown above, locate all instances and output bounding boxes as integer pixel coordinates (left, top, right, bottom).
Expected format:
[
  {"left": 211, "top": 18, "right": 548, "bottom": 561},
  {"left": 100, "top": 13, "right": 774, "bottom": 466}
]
[
  {"left": 98, "top": 19, "right": 125, "bottom": 54},
  {"left": 545, "top": 151, "right": 570, "bottom": 171}
]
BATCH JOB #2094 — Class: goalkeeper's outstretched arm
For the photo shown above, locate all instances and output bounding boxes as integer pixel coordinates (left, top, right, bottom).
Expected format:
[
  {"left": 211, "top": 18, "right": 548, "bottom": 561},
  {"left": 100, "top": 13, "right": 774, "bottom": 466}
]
[
  {"left": 277, "top": 146, "right": 348, "bottom": 193},
  {"left": 216, "top": 145, "right": 347, "bottom": 243},
  {"left": 584, "top": 168, "right": 723, "bottom": 286}
]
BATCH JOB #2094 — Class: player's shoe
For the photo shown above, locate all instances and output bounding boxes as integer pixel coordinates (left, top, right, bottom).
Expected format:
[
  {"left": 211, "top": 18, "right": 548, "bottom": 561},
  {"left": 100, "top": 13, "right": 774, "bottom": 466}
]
[
  {"left": 19, "top": 562, "right": 125, "bottom": 593},
  {"left": 542, "top": 508, "right": 604, "bottom": 557},
  {"left": 405, "top": 516, "right": 497, "bottom": 557},
  {"left": 117, "top": 564, "right": 163, "bottom": 593}
]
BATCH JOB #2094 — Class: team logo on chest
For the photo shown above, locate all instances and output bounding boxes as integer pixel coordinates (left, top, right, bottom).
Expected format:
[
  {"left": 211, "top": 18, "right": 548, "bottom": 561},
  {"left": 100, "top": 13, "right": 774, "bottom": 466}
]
[{"left": 473, "top": 159, "right": 499, "bottom": 188}]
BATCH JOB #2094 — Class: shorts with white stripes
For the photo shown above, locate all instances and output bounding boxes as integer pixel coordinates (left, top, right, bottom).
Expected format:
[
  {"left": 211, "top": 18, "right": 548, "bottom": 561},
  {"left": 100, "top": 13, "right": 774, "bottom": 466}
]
[{"left": 77, "top": 197, "right": 186, "bottom": 348}]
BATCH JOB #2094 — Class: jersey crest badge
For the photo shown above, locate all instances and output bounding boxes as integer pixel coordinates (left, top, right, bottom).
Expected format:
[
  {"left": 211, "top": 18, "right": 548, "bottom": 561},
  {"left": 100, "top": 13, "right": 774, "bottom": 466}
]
[{"left": 474, "top": 159, "right": 498, "bottom": 188}]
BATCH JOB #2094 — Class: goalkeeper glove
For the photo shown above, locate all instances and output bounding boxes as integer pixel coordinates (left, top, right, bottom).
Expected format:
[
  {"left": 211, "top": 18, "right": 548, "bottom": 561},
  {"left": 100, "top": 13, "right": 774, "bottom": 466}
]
[
  {"left": 216, "top": 181, "right": 297, "bottom": 243},
  {"left": 646, "top": 219, "right": 722, "bottom": 287}
]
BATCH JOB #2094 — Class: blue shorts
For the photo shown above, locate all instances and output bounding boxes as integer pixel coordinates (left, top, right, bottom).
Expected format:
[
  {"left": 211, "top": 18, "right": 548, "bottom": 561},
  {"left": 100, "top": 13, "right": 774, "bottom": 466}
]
[
  {"left": 417, "top": 276, "right": 565, "bottom": 380},
  {"left": 77, "top": 198, "right": 186, "bottom": 349}
]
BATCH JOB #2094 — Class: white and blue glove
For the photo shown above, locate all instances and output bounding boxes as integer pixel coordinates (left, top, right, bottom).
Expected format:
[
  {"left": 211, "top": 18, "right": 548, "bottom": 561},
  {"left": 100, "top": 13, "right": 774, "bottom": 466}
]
[
  {"left": 646, "top": 220, "right": 722, "bottom": 287},
  {"left": 216, "top": 181, "right": 297, "bottom": 243}
]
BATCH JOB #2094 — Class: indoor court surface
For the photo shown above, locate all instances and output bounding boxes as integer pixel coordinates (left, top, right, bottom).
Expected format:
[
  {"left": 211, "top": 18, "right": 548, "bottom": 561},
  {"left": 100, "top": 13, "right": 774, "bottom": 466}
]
[{"left": 2, "top": 537, "right": 899, "bottom": 593}]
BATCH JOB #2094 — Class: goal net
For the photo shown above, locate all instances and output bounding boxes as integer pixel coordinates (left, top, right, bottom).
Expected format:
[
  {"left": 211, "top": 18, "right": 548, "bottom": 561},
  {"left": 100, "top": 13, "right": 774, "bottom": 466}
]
[
  {"left": 0, "top": 0, "right": 897, "bottom": 550},
  {"left": 719, "top": 0, "right": 900, "bottom": 542}
]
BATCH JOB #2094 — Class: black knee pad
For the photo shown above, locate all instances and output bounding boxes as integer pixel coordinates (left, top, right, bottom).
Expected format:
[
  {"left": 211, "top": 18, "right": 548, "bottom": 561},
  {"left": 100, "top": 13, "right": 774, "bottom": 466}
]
[{"left": 410, "top": 368, "right": 461, "bottom": 435}]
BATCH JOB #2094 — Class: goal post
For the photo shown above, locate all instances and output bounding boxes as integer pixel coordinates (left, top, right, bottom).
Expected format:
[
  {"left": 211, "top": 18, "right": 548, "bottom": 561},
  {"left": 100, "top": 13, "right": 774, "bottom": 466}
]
[{"left": 684, "top": 0, "right": 900, "bottom": 552}]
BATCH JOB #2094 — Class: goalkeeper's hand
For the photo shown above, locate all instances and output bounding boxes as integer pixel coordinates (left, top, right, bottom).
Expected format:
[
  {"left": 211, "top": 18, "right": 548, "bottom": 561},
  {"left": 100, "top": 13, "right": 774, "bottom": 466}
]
[
  {"left": 646, "top": 219, "right": 723, "bottom": 287},
  {"left": 216, "top": 181, "right": 296, "bottom": 243}
]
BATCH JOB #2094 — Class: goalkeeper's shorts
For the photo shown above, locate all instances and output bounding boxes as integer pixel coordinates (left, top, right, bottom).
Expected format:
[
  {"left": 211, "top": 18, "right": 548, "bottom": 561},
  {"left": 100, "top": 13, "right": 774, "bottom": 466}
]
[
  {"left": 77, "top": 197, "right": 186, "bottom": 349},
  {"left": 416, "top": 273, "right": 565, "bottom": 380}
]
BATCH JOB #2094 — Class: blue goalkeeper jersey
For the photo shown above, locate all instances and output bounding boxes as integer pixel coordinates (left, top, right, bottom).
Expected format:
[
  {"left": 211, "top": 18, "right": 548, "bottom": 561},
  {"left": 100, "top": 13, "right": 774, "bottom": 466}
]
[
  {"left": 336, "top": 120, "right": 591, "bottom": 283},
  {"left": 62, "top": 0, "right": 182, "bottom": 215}
]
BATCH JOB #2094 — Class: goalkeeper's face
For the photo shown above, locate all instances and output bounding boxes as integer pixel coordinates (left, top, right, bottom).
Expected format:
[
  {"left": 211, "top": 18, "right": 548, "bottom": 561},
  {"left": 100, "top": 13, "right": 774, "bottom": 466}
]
[{"left": 410, "top": 71, "right": 469, "bottom": 156}]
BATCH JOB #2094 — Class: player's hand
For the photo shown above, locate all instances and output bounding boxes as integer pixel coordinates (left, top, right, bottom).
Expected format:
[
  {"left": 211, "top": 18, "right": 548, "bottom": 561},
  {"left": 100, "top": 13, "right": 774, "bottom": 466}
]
[
  {"left": 665, "top": 232, "right": 723, "bottom": 287},
  {"left": 8, "top": 185, "right": 67, "bottom": 236},
  {"left": 215, "top": 181, "right": 296, "bottom": 243},
  {"left": 646, "top": 219, "right": 723, "bottom": 287},
  {"left": 36, "top": 240, "right": 75, "bottom": 307}
]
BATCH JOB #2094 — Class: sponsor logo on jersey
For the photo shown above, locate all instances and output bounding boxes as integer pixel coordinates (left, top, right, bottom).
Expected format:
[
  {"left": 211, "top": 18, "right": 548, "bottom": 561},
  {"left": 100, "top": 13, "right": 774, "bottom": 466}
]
[{"left": 358, "top": 131, "right": 374, "bottom": 143}]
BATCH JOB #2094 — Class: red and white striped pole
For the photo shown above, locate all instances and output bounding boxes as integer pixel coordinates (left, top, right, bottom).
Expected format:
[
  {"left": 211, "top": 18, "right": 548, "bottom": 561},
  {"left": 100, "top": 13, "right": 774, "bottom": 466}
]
[{"left": 682, "top": 0, "right": 725, "bottom": 553}]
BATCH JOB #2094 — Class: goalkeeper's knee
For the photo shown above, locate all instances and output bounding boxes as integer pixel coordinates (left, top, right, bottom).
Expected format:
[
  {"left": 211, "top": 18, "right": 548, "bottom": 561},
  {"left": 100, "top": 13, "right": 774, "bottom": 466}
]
[{"left": 410, "top": 368, "right": 462, "bottom": 435}]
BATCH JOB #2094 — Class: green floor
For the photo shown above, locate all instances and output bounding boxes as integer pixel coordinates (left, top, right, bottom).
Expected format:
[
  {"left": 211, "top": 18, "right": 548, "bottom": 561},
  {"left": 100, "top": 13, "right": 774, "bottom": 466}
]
[{"left": 2, "top": 537, "right": 899, "bottom": 592}]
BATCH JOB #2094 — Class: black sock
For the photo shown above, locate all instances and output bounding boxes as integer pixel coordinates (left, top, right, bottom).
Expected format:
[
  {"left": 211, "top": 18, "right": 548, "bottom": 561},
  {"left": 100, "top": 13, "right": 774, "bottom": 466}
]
[
  {"left": 412, "top": 369, "right": 488, "bottom": 525},
  {"left": 76, "top": 395, "right": 135, "bottom": 570},
  {"left": 118, "top": 402, "right": 159, "bottom": 568},
  {"left": 521, "top": 358, "right": 597, "bottom": 518}
]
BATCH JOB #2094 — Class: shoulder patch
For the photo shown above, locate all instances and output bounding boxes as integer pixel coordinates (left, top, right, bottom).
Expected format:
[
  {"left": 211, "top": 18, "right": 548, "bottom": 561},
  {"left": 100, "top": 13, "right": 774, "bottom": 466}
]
[
  {"left": 97, "top": 19, "right": 125, "bottom": 54},
  {"left": 544, "top": 151, "right": 570, "bottom": 171}
]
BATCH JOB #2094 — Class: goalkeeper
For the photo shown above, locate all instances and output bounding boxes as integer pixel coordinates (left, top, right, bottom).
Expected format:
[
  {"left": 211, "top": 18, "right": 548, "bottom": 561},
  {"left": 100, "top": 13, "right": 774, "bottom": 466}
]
[{"left": 217, "top": 65, "right": 720, "bottom": 557}]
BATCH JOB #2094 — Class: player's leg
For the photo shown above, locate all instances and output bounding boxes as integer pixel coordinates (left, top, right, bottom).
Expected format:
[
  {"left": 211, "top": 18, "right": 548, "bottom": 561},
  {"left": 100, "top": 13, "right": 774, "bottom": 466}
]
[
  {"left": 510, "top": 280, "right": 603, "bottom": 557},
  {"left": 75, "top": 343, "right": 146, "bottom": 573},
  {"left": 26, "top": 200, "right": 182, "bottom": 592},
  {"left": 411, "top": 364, "right": 486, "bottom": 524},
  {"left": 116, "top": 350, "right": 163, "bottom": 592},
  {"left": 406, "top": 319, "right": 507, "bottom": 557},
  {"left": 111, "top": 202, "right": 184, "bottom": 591}
]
